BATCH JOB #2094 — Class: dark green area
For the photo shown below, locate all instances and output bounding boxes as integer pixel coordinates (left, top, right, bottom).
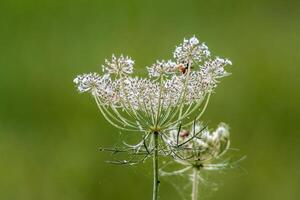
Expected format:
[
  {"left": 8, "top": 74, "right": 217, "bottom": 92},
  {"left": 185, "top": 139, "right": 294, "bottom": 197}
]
[{"left": 0, "top": 0, "right": 299, "bottom": 199}]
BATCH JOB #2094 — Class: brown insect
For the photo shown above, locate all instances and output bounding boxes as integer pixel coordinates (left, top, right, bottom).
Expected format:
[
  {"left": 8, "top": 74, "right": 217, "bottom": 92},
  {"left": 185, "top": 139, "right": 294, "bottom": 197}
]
[
  {"left": 178, "top": 63, "right": 191, "bottom": 74},
  {"left": 178, "top": 64, "right": 187, "bottom": 74},
  {"left": 179, "top": 130, "right": 190, "bottom": 138}
]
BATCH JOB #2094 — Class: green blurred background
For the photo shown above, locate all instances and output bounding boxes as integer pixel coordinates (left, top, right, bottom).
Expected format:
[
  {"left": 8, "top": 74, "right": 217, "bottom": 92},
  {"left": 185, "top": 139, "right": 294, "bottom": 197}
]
[{"left": 1, "top": 0, "right": 300, "bottom": 199}]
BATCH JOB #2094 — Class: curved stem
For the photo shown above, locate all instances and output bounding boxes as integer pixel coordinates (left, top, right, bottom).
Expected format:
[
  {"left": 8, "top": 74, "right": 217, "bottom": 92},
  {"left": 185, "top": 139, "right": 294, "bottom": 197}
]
[
  {"left": 192, "top": 168, "right": 199, "bottom": 200},
  {"left": 152, "top": 132, "right": 160, "bottom": 200}
]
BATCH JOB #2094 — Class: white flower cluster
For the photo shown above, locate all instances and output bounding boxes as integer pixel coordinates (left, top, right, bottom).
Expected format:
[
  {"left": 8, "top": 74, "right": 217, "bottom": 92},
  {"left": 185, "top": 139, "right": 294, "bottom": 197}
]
[
  {"left": 102, "top": 54, "right": 134, "bottom": 76},
  {"left": 147, "top": 60, "right": 177, "bottom": 77},
  {"left": 166, "top": 123, "right": 230, "bottom": 166},
  {"left": 74, "top": 36, "right": 232, "bottom": 132},
  {"left": 73, "top": 73, "right": 102, "bottom": 94},
  {"left": 174, "top": 36, "right": 210, "bottom": 65}
]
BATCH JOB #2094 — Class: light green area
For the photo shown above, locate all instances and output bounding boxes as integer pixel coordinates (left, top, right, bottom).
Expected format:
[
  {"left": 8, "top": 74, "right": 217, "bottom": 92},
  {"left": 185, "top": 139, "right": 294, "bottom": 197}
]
[{"left": 0, "top": 0, "right": 300, "bottom": 199}]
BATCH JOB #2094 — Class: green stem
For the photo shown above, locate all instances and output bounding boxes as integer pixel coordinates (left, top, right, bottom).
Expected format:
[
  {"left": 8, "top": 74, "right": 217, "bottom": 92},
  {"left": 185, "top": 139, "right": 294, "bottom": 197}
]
[
  {"left": 152, "top": 132, "right": 160, "bottom": 200},
  {"left": 192, "top": 168, "right": 199, "bottom": 200}
]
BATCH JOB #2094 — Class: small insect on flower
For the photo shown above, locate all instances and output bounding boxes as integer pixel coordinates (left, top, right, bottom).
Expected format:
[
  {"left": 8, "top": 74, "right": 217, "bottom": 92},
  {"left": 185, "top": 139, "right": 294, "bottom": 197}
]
[
  {"left": 179, "top": 129, "right": 190, "bottom": 138},
  {"left": 178, "top": 63, "right": 193, "bottom": 74},
  {"left": 178, "top": 63, "right": 187, "bottom": 74}
]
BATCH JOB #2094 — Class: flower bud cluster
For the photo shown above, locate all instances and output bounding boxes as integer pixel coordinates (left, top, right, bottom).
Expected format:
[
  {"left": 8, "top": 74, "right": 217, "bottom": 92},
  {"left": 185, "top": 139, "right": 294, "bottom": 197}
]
[{"left": 167, "top": 123, "right": 230, "bottom": 166}]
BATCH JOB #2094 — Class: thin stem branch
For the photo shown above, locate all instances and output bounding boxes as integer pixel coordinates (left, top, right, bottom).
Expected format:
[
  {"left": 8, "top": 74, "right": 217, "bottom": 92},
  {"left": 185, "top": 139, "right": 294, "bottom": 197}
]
[
  {"left": 192, "top": 168, "right": 199, "bottom": 200},
  {"left": 152, "top": 132, "right": 160, "bottom": 200}
]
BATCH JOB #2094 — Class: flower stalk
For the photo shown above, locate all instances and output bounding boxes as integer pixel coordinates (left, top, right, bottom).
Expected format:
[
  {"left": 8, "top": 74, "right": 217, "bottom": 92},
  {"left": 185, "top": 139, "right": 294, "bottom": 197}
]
[
  {"left": 192, "top": 167, "right": 199, "bottom": 200},
  {"left": 152, "top": 131, "right": 160, "bottom": 200}
]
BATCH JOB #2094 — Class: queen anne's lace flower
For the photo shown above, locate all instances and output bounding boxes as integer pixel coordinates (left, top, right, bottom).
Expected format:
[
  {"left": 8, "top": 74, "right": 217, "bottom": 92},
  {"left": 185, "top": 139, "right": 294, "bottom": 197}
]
[
  {"left": 173, "top": 36, "right": 211, "bottom": 65},
  {"left": 73, "top": 73, "right": 102, "bottom": 94},
  {"left": 74, "top": 36, "right": 235, "bottom": 200},
  {"left": 202, "top": 57, "right": 232, "bottom": 78},
  {"left": 74, "top": 36, "right": 232, "bottom": 132},
  {"left": 163, "top": 75, "right": 184, "bottom": 106},
  {"left": 147, "top": 60, "right": 177, "bottom": 77},
  {"left": 102, "top": 54, "right": 134, "bottom": 76},
  {"left": 73, "top": 73, "right": 117, "bottom": 102}
]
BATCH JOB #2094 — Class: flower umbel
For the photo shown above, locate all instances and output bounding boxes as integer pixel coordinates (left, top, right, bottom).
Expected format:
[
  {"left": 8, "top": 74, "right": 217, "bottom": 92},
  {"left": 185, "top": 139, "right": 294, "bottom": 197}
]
[
  {"left": 102, "top": 54, "right": 134, "bottom": 77},
  {"left": 74, "top": 36, "right": 232, "bottom": 133},
  {"left": 174, "top": 36, "right": 210, "bottom": 65},
  {"left": 73, "top": 73, "right": 102, "bottom": 94},
  {"left": 147, "top": 60, "right": 177, "bottom": 78}
]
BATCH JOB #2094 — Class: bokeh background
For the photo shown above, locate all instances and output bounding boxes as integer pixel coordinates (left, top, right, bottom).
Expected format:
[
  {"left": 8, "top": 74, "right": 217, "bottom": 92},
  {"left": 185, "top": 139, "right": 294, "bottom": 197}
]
[{"left": 1, "top": 0, "right": 300, "bottom": 199}]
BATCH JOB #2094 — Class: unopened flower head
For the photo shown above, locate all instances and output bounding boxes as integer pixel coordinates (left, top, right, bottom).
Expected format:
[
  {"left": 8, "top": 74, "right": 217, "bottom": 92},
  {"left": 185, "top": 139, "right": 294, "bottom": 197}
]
[
  {"left": 166, "top": 122, "right": 230, "bottom": 168},
  {"left": 74, "top": 36, "right": 232, "bottom": 133}
]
